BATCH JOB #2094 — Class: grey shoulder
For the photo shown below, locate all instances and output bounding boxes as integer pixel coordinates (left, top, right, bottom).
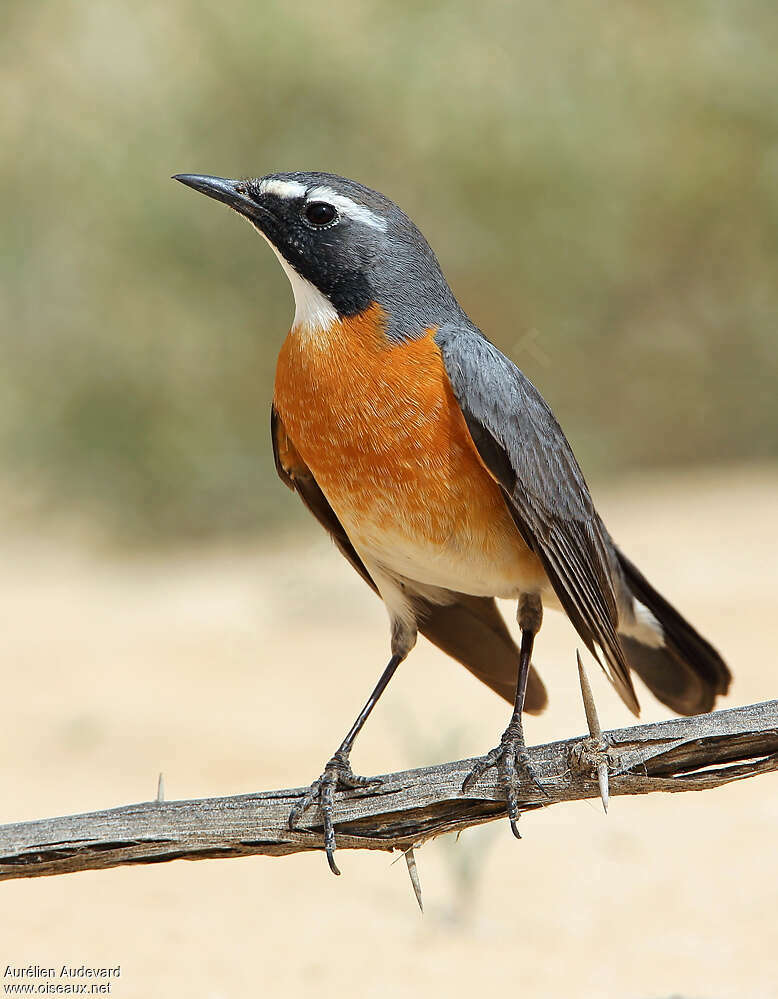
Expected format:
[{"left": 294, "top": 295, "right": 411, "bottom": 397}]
[{"left": 434, "top": 322, "right": 595, "bottom": 522}]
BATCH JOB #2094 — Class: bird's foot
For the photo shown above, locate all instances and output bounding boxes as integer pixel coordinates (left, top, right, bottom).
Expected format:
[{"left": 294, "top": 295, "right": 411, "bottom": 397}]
[
  {"left": 461, "top": 720, "right": 545, "bottom": 839},
  {"left": 288, "top": 750, "right": 380, "bottom": 875}
]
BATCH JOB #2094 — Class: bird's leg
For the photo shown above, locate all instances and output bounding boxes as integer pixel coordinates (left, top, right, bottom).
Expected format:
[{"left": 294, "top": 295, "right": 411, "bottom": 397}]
[
  {"left": 462, "top": 593, "right": 544, "bottom": 838},
  {"left": 288, "top": 652, "right": 404, "bottom": 876}
]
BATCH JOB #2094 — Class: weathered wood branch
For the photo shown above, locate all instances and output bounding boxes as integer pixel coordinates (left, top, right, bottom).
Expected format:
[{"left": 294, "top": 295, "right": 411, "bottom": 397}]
[{"left": 1, "top": 699, "right": 775, "bottom": 882}]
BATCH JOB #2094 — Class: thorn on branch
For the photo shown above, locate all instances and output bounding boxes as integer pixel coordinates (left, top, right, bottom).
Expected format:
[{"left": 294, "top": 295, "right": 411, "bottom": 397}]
[
  {"left": 574, "top": 652, "right": 610, "bottom": 813},
  {"left": 0, "top": 699, "right": 774, "bottom": 882},
  {"left": 403, "top": 846, "right": 423, "bottom": 913}
]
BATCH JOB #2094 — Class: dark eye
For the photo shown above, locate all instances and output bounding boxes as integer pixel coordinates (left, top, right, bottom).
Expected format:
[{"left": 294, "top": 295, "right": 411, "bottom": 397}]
[{"left": 304, "top": 201, "right": 337, "bottom": 227}]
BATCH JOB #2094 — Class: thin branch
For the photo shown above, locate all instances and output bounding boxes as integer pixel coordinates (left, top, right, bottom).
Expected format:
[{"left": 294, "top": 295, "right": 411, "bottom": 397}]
[{"left": 0, "top": 700, "right": 776, "bottom": 882}]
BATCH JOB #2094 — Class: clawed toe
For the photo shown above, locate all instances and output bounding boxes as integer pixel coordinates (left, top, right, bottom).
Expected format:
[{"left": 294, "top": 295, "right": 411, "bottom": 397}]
[
  {"left": 288, "top": 752, "right": 381, "bottom": 875},
  {"left": 461, "top": 726, "right": 545, "bottom": 839}
]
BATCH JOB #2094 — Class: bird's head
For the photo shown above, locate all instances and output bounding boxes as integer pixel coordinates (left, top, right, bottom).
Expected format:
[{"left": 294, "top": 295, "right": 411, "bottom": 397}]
[{"left": 173, "top": 171, "right": 463, "bottom": 340}]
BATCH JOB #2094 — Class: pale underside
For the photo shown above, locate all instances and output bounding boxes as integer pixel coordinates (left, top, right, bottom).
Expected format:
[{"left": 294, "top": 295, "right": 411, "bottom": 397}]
[{"left": 269, "top": 233, "right": 663, "bottom": 649}]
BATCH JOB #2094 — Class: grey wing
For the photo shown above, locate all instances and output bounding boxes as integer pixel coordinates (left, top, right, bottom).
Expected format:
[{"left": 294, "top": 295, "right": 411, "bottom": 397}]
[
  {"left": 270, "top": 405, "right": 547, "bottom": 712},
  {"left": 435, "top": 324, "right": 640, "bottom": 715}
]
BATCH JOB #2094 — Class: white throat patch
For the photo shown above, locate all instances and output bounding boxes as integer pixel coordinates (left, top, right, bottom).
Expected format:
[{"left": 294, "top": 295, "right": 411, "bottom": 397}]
[{"left": 251, "top": 224, "right": 338, "bottom": 337}]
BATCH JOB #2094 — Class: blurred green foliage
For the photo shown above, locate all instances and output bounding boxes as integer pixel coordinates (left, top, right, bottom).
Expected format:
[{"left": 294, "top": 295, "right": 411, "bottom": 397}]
[{"left": 2, "top": 0, "right": 776, "bottom": 540}]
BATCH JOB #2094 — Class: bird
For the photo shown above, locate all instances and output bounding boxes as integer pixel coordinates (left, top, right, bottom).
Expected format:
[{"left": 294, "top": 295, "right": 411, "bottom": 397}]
[{"left": 174, "top": 170, "right": 731, "bottom": 874}]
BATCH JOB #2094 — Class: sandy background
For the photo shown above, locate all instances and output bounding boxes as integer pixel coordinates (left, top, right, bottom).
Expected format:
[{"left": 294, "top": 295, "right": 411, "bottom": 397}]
[
  {"left": 1, "top": 465, "right": 776, "bottom": 998},
  {"left": 2, "top": 4, "right": 776, "bottom": 995}
]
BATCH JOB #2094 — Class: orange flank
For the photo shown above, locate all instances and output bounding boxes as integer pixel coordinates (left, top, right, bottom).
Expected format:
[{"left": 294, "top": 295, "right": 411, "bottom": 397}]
[{"left": 273, "top": 305, "right": 546, "bottom": 597}]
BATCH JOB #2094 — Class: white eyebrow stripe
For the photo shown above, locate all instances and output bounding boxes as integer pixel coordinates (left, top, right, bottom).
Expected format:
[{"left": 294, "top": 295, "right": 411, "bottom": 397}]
[
  {"left": 307, "top": 186, "right": 387, "bottom": 231},
  {"left": 258, "top": 178, "right": 307, "bottom": 199}
]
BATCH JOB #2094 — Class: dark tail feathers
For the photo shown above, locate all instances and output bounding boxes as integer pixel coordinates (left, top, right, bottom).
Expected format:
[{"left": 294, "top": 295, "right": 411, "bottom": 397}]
[
  {"left": 419, "top": 593, "right": 548, "bottom": 714},
  {"left": 617, "top": 548, "right": 731, "bottom": 716}
]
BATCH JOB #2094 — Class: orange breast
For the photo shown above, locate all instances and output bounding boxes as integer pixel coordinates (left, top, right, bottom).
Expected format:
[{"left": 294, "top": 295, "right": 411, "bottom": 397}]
[{"left": 273, "top": 306, "right": 544, "bottom": 595}]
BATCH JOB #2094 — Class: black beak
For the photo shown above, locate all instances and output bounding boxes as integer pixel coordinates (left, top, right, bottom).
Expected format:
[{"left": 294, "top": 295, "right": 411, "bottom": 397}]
[{"left": 172, "top": 174, "right": 261, "bottom": 220}]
